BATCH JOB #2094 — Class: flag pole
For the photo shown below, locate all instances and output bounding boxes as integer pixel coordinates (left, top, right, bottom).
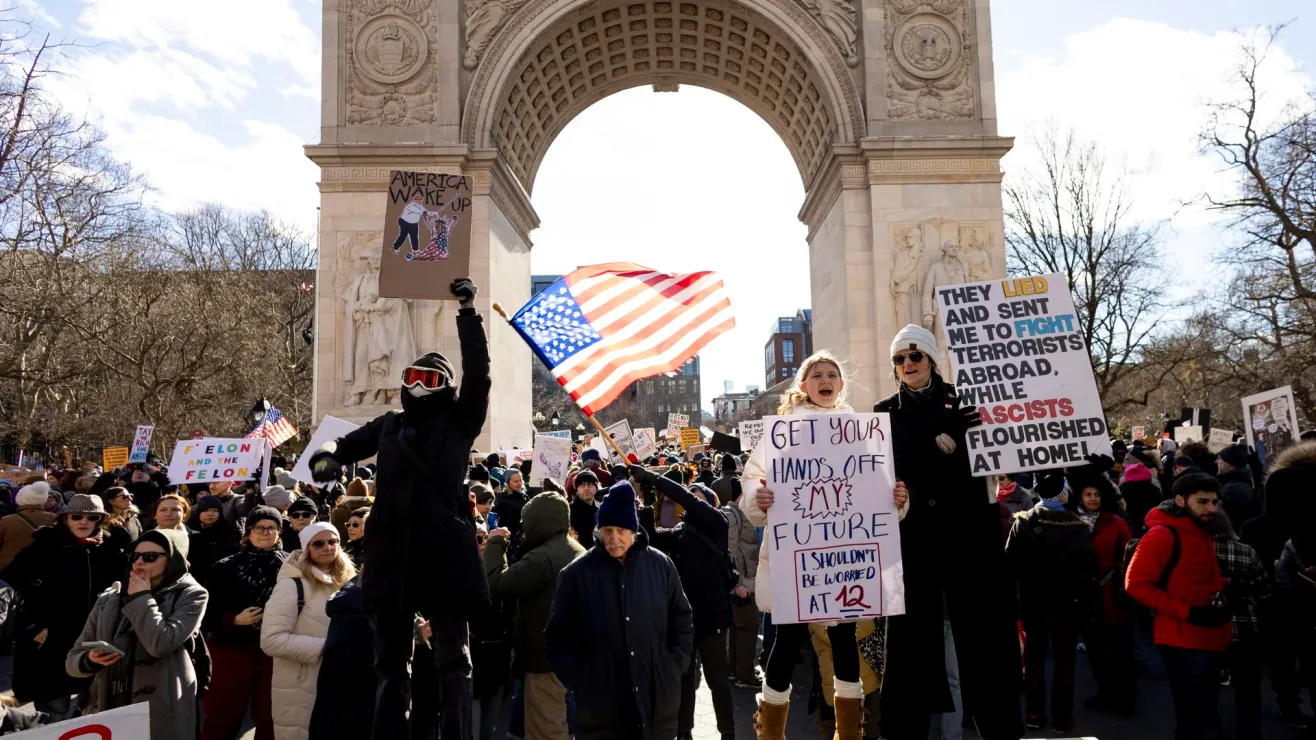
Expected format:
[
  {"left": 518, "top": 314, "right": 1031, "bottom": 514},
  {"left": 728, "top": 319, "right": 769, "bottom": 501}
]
[{"left": 492, "top": 302, "right": 631, "bottom": 464}]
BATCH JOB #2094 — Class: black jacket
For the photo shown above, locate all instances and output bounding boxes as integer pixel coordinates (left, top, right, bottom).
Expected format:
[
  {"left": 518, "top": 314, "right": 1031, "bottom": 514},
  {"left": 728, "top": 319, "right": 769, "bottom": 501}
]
[
  {"left": 492, "top": 490, "right": 530, "bottom": 541},
  {"left": 569, "top": 497, "right": 598, "bottom": 550},
  {"left": 312, "top": 308, "right": 491, "bottom": 614},
  {"left": 187, "top": 518, "right": 241, "bottom": 588},
  {"left": 1006, "top": 504, "right": 1099, "bottom": 615},
  {"left": 545, "top": 529, "right": 694, "bottom": 740},
  {"left": 1119, "top": 478, "right": 1164, "bottom": 535},
  {"left": 309, "top": 578, "right": 374, "bottom": 740},
  {"left": 0, "top": 524, "right": 130, "bottom": 703},
  {"left": 639, "top": 474, "right": 731, "bottom": 634},
  {"left": 203, "top": 545, "right": 289, "bottom": 649},
  {"left": 1241, "top": 441, "right": 1316, "bottom": 579},
  {"left": 1217, "top": 467, "right": 1259, "bottom": 530}
]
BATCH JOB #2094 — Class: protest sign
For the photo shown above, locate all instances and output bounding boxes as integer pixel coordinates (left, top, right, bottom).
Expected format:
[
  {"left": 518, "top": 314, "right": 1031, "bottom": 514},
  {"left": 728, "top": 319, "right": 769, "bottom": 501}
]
[
  {"left": 291, "top": 417, "right": 361, "bottom": 484},
  {"left": 668, "top": 413, "right": 690, "bottom": 429},
  {"left": 934, "top": 273, "right": 1112, "bottom": 476},
  {"left": 1131, "top": 426, "right": 1146, "bottom": 442},
  {"left": 739, "top": 420, "right": 765, "bottom": 451},
  {"left": 10, "top": 701, "right": 149, "bottom": 739},
  {"left": 378, "top": 171, "right": 473, "bottom": 300},
  {"left": 167, "top": 438, "right": 264, "bottom": 485},
  {"left": 680, "top": 427, "right": 701, "bottom": 450},
  {"left": 532, "top": 434, "right": 573, "bottom": 485},
  {"left": 1207, "top": 428, "right": 1234, "bottom": 453},
  {"left": 764, "top": 412, "right": 904, "bottom": 622},
  {"left": 129, "top": 425, "right": 154, "bottom": 464},
  {"left": 537, "top": 429, "right": 572, "bottom": 439},
  {"left": 633, "top": 428, "right": 659, "bottom": 460},
  {"left": 603, "top": 419, "right": 636, "bottom": 465},
  {"left": 500, "top": 449, "right": 533, "bottom": 464},
  {"left": 1242, "top": 385, "right": 1301, "bottom": 466},
  {"left": 1174, "top": 425, "right": 1203, "bottom": 444},
  {"left": 635, "top": 427, "right": 657, "bottom": 446},
  {"left": 102, "top": 446, "right": 130, "bottom": 471}
]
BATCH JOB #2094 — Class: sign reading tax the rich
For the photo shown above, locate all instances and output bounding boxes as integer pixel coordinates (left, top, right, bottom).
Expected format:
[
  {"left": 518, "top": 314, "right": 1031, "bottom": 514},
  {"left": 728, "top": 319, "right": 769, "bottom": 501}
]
[
  {"left": 935, "top": 273, "right": 1112, "bottom": 476},
  {"left": 765, "top": 413, "right": 905, "bottom": 623}
]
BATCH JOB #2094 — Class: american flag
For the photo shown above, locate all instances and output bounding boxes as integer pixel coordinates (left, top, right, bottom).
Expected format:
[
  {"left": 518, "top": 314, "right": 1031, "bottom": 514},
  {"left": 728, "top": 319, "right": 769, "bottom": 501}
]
[
  {"left": 245, "top": 405, "right": 298, "bottom": 447},
  {"left": 510, "top": 263, "right": 734, "bottom": 415}
]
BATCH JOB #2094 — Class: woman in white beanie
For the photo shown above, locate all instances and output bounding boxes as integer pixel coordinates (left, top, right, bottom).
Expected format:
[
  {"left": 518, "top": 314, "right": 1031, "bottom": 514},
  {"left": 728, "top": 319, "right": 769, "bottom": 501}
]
[
  {"left": 260, "top": 521, "right": 356, "bottom": 740},
  {"left": 0, "top": 483, "right": 56, "bottom": 570},
  {"left": 740, "top": 351, "right": 909, "bottom": 739},
  {"left": 875, "top": 325, "right": 1024, "bottom": 740}
]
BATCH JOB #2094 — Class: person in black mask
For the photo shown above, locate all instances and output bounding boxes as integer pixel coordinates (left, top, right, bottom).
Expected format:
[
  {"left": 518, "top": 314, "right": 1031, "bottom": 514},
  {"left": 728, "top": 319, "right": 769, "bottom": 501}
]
[{"left": 311, "top": 277, "right": 490, "bottom": 740}]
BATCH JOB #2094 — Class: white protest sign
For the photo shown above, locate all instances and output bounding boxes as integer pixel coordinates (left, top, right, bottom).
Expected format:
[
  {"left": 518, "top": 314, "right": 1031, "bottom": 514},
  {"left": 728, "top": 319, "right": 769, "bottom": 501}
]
[
  {"left": 291, "top": 416, "right": 361, "bottom": 485},
  {"left": 167, "top": 438, "right": 265, "bottom": 485},
  {"left": 10, "top": 693, "right": 150, "bottom": 738},
  {"left": 764, "top": 412, "right": 904, "bottom": 623},
  {"left": 500, "top": 449, "right": 533, "bottom": 464},
  {"left": 603, "top": 419, "right": 636, "bottom": 464},
  {"left": 1174, "top": 425, "right": 1203, "bottom": 444},
  {"left": 532, "top": 434, "right": 572, "bottom": 485},
  {"left": 668, "top": 413, "right": 690, "bottom": 428},
  {"left": 739, "top": 420, "right": 765, "bottom": 451},
  {"left": 1207, "top": 428, "right": 1234, "bottom": 454},
  {"left": 128, "top": 425, "right": 154, "bottom": 464},
  {"left": 1131, "top": 426, "right": 1146, "bottom": 442},
  {"left": 935, "top": 273, "right": 1112, "bottom": 476},
  {"left": 537, "top": 429, "right": 572, "bottom": 439},
  {"left": 633, "top": 428, "right": 659, "bottom": 460},
  {"left": 1242, "top": 385, "right": 1301, "bottom": 466}
]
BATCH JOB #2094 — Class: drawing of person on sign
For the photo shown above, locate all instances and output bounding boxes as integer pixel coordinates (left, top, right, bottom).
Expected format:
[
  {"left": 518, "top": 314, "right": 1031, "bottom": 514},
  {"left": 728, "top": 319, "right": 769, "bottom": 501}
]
[
  {"left": 391, "top": 192, "right": 427, "bottom": 256},
  {"left": 407, "top": 189, "right": 466, "bottom": 263}
]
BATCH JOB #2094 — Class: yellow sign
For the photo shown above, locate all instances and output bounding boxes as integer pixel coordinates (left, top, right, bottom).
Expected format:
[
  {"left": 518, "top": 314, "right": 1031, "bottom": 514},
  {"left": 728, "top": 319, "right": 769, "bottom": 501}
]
[
  {"left": 679, "top": 428, "right": 701, "bottom": 450},
  {"left": 103, "top": 446, "right": 130, "bottom": 470}
]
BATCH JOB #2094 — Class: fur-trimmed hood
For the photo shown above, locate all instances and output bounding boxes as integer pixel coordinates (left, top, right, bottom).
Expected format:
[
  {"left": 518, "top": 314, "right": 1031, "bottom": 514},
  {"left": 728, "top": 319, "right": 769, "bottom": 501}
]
[
  {"left": 1269, "top": 440, "right": 1316, "bottom": 474},
  {"left": 1263, "top": 441, "right": 1316, "bottom": 520}
]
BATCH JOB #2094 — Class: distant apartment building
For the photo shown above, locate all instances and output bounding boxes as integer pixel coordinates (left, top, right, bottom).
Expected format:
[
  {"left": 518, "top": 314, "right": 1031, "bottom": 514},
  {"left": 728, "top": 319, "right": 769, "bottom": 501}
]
[
  {"left": 713, "top": 388, "right": 761, "bottom": 426},
  {"left": 764, "top": 309, "right": 813, "bottom": 388}
]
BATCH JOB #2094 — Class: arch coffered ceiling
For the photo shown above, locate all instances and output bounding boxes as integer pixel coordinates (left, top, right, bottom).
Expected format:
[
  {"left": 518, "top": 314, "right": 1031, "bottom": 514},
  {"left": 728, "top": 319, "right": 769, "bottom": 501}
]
[{"left": 462, "top": 0, "right": 867, "bottom": 193}]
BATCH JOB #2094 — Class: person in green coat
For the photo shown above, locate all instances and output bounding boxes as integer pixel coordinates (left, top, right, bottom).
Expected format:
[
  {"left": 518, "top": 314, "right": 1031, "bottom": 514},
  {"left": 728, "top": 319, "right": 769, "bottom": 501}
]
[{"left": 484, "top": 491, "right": 586, "bottom": 740}]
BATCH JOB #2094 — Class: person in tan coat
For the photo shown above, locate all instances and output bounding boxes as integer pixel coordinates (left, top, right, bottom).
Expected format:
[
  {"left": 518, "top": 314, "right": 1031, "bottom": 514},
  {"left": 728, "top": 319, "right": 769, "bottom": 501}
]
[
  {"left": 0, "top": 484, "right": 56, "bottom": 571},
  {"left": 260, "top": 522, "right": 357, "bottom": 740}
]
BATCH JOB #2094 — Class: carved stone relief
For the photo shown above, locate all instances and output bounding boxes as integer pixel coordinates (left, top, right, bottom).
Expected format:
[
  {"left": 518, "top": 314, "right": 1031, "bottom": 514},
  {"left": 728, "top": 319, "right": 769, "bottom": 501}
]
[
  {"left": 801, "top": 0, "right": 859, "bottom": 67},
  {"left": 890, "top": 218, "right": 994, "bottom": 368},
  {"left": 958, "top": 222, "right": 992, "bottom": 280},
  {"left": 884, "top": 0, "right": 976, "bottom": 120},
  {"left": 346, "top": 0, "right": 438, "bottom": 126},
  {"left": 463, "top": 0, "right": 529, "bottom": 70}
]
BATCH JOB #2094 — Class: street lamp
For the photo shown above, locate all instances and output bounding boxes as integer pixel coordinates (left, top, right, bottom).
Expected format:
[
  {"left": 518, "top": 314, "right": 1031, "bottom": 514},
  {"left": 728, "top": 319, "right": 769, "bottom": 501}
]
[
  {"left": 551, "top": 411, "right": 560, "bottom": 427},
  {"left": 533, "top": 411, "right": 545, "bottom": 425},
  {"left": 248, "top": 396, "right": 270, "bottom": 429},
  {"left": 575, "top": 423, "right": 585, "bottom": 432}
]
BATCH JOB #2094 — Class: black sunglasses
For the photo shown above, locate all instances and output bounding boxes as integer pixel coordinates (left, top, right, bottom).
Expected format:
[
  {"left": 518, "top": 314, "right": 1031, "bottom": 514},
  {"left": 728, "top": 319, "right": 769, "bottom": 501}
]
[
  {"left": 129, "top": 551, "right": 165, "bottom": 564},
  {"left": 892, "top": 351, "right": 926, "bottom": 366},
  {"left": 289, "top": 512, "right": 315, "bottom": 520},
  {"left": 68, "top": 514, "right": 105, "bottom": 523},
  {"left": 347, "top": 522, "right": 362, "bottom": 528}
]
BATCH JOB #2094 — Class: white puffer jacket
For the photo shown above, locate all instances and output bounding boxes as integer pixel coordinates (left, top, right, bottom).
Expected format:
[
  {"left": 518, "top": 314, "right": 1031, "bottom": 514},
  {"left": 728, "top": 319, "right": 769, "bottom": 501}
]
[
  {"left": 260, "top": 554, "right": 338, "bottom": 740},
  {"left": 739, "top": 400, "right": 907, "bottom": 613}
]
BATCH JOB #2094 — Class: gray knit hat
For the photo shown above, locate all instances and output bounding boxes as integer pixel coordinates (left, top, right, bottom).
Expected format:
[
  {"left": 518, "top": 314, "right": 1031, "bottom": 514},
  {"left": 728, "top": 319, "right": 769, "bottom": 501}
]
[{"left": 262, "top": 485, "right": 294, "bottom": 511}]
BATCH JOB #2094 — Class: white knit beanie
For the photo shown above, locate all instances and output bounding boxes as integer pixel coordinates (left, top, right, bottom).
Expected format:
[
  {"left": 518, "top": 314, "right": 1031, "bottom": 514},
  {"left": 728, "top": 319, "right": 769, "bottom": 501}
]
[
  {"left": 890, "top": 324, "right": 939, "bottom": 358},
  {"left": 15, "top": 482, "right": 49, "bottom": 508},
  {"left": 299, "top": 521, "right": 338, "bottom": 550}
]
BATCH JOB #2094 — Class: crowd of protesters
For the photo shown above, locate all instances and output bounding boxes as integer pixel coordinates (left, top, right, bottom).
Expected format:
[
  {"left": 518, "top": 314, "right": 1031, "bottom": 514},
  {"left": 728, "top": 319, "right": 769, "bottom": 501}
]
[{"left": 0, "top": 283, "right": 1310, "bottom": 740}]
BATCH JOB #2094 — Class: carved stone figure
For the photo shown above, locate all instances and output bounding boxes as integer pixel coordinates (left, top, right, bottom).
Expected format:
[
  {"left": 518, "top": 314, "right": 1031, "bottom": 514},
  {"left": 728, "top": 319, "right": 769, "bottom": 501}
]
[
  {"left": 464, "top": 0, "right": 528, "bottom": 70},
  {"left": 342, "top": 249, "right": 417, "bottom": 407},
  {"left": 960, "top": 225, "right": 992, "bottom": 281},
  {"left": 891, "top": 225, "right": 926, "bottom": 328},
  {"left": 801, "top": 0, "right": 859, "bottom": 67},
  {"left": 921, "top": 239, "right": 969, "bottom": 369}
]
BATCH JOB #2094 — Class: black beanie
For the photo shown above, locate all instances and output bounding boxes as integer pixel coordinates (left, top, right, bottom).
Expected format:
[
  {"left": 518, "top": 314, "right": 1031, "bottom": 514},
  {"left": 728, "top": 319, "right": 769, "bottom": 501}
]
[
  {"left": 596, "top": 480, "right": 639, "bottom": 532},
  {"left": 721, "top": 454, "right": 738, "bottom": 472},
  {"left": 407, "top": 351, "right": 455, "bottom": 385},
  {"left": 246, "top": 505, "right": 283, "bottom": 530},
  {"left": 287, "top": 497, "right": 318, "bottom": 517}
]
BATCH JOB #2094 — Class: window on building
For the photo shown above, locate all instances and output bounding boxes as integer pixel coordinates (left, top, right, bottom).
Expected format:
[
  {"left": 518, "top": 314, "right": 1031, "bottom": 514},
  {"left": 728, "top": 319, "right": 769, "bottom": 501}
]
[
  {"left": 782, "top": 367, "right": 790, "bottom": 378},
  {"left": 678, "top": 379, "right": 686, "bottom": 393},
  {"left": 765, "top": 343, "right": 774, "bottom": 371},
  {"left": 645, "top": 380, "right": 654, "bottom": 394},
  {"left": 783, "top": 338, "right": 795, "bottom": 363}
]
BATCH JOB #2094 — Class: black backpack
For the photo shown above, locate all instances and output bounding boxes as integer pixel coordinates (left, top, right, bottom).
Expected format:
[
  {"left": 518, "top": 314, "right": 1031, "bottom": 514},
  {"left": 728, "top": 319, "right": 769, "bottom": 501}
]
[
  {"left": 1109, "top": 524, "right": 1180, "bottom": 612},
  {"left": 684, "top": 523, "right": 740, "bottom": 593}
]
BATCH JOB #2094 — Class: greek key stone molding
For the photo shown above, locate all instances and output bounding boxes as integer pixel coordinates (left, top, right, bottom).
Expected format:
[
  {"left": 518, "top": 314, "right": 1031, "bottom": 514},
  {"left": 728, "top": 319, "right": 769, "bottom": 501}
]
[
  {"left": 883, "top": 0, "right": 976, "bottom": 121},
  {"left": 345, "top": 0, "right": 438, "bottom": 126},
  {"left": 867, "top": 157, "right": 1000, "bottom": 182}
]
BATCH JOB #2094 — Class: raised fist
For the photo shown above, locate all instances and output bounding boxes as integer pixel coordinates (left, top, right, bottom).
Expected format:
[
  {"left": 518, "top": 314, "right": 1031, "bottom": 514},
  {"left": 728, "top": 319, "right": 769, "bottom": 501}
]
[
  {"left": 312, "top": 455, "right": 344, "bottom": 483},
  {"left": 451, "top": 278, "right": 479, "bottom": 307}
]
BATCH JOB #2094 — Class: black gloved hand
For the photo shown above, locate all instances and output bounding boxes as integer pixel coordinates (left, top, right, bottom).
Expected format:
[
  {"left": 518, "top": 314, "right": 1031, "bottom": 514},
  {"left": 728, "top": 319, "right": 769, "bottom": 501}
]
[
  {"left": 628, "top": 464, "right": 658, "bottom": 487},
  {"left": 960, "top": 405, "right": 983, "bottom": 430},
  {"left": 1186, "top": 602, "right": 1231, "bottom": 627},
  {"left": 1083, "top": 454, "right": 1116, "bottom": 473},
  {"left": 450, "top": 278, "right": 479, "bottom": 307},
  {"left": 311, "top": 455, "right": 344, "bottom": 483}
]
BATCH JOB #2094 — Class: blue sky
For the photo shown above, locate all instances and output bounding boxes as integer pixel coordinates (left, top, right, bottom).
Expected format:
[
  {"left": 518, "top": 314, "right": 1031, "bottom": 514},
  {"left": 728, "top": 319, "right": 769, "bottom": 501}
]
[{"left": 24, "top": 0, "right": 1315, "bottom": 409}]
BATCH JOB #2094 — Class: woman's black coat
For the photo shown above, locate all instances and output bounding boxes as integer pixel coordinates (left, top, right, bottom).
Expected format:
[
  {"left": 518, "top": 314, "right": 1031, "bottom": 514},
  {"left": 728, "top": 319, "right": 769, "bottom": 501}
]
[
  {"left": 187, "top": 517, "right": 241, "bottom": 588},
  {"left": 639, "top": 474, "right": 731, "bottom": 635}
]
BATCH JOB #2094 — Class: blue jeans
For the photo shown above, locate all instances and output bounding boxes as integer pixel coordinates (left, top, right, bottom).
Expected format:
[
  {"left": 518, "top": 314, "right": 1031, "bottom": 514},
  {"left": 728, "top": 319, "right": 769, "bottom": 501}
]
[
  {"left": 1160, "top": 645, "right": 1223, "bottom": 740},
  {"left": 930, "top": 619, "right": 963, "bottom": 740}
]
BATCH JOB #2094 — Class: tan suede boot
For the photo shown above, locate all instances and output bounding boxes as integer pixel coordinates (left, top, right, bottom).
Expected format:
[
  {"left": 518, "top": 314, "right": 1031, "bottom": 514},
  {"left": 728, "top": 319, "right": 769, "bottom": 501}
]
[
  {"left": 753, "top": 698, "right": 789, "bottom": 739},
  {"left": 833, "top": 695, "right": 864, "bottom": 740}
]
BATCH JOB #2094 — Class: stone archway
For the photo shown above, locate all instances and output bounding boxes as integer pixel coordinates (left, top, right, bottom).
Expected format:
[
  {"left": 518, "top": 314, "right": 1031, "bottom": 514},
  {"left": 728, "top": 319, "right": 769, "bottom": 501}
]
[{"left": 307, "top": 0, "right": 1014, "bottom": 450}]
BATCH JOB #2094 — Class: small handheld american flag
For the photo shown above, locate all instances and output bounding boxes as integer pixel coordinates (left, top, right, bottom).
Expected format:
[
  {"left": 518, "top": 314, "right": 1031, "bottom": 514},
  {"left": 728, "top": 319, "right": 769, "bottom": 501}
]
[
  {"left": 501, "top": 263, "right": 735, "bottom": 416},
  {"left": 245, "top": 405, "right": 299, "bottom": 448}
]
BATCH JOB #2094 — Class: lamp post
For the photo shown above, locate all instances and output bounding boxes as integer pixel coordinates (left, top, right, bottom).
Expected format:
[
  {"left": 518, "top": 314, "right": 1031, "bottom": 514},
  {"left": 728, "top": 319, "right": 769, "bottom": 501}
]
[
  {"left": 551, "top": 411, "right": 560, "bottom": 428},
  {"left": 248, "top": 396, "right": 271, "bottom": 430}
]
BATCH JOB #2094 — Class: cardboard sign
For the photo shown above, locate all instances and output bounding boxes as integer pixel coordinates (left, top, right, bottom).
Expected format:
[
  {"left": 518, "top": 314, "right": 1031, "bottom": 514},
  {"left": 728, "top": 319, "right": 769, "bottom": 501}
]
[
  {"left": 1174, "top": 425, "right": 1203, "bottom": 444},
  {"left": 668, "top": 413, "right": 690, "bottom": 429},
  {"left": 166, "top": 438, "right": 264, "bottom": 485},
  {"left": 1131, "top": 426, "right": 1146, "bottom": 442},
  {"left": 633, "top": 428, "right": 659, "bottom": 461},
  {"left": 532, "top": 434, "right": 573, "bottom": 486},
  {"left": 11, "top": 701, "right": 149, "bottom": 738},
  {"left": 739, "top": 420, "right": 765, "bottom": 451},
  {"left": 378, "top": 171, "right": 473, "bottom": 300},
  {"left": 291, "top": 416, "right": 362, "bottom": 484},
  {"left": 537, "top": 429, "right": 572, "bottom": 439},
  {"left": 102, "top": 446, "right": 130, "bottom": 471},
  {"left": 764, "top": 412, "right": 904, "bottom": 622},
  {"left": 935, "top": 273, "right": 1112, "bottom": 476},
  {"left": 679, "top": 427, "right": 701, "bottom": 450},
  {"left": 603, "top": 419, "right": 636, "bottom": 465},
  {"left": 1242, "top": 385, "right": 1301, "bottom": 466},
  {"left": 1207, "top": 428, "right": 1235, "bottom": 454},
  {"left": 129, "top": 425, "right": 154, "bottom": 464}
]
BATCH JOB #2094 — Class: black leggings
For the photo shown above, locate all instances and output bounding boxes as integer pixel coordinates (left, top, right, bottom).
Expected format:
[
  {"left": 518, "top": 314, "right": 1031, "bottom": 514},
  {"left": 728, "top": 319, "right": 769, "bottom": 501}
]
[{"left": 764, "top": 621, "right": 859, "bottom": 691}]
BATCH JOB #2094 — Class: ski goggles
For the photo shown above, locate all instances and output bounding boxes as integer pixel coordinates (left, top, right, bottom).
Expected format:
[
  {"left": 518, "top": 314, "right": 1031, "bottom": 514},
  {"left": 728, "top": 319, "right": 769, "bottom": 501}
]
[{"left": 402, "top": 365, "right": 449, "bottom": 390}]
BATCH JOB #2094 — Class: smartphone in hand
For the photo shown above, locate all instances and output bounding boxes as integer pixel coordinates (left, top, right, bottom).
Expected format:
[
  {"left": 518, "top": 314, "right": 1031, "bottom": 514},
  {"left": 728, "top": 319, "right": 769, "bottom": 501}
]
[{"left": 81, "top": 641, "right": 126, "bottom": 657}]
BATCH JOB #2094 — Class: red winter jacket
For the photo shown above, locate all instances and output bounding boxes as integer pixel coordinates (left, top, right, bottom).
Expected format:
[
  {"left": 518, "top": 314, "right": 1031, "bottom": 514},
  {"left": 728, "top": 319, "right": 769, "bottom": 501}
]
[
  {"left": 1125, "top": 502, "right": 1230, "bottom": 652},
  {"left": 1090, "top": 511, "right": 1133, "bottom": 627}
]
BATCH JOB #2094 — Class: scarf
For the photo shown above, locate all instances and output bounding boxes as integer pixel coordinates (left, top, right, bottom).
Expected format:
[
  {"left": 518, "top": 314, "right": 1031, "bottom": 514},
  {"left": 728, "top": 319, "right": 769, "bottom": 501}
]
[
  {"left": 235, "top": 543, "right": 287, "bottom": 607},
  {"left": 1077, "top": 510, "right": 1099, "bottom": 532},
  {"left": 996, "top": 479, "right": 1018, "bottom": 503}
]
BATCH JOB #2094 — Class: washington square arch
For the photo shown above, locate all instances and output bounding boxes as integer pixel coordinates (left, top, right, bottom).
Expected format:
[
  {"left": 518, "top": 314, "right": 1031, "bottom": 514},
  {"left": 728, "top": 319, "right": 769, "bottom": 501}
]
[{"left": 306, "top": 0, "right": 1013, "bottom": 449}]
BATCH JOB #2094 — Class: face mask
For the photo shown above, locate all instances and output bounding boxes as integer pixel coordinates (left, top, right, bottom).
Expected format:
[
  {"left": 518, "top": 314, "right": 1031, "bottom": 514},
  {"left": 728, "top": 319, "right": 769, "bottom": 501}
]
[{"left": 406, "top": 384, "right": 434, "bottom": 398}]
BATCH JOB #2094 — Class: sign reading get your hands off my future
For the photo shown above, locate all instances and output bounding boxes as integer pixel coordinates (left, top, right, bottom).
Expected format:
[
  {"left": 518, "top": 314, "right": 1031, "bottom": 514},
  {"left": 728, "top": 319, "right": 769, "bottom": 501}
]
[{"left": 935, "top": 273, "right": 1112, "bottom": 477}]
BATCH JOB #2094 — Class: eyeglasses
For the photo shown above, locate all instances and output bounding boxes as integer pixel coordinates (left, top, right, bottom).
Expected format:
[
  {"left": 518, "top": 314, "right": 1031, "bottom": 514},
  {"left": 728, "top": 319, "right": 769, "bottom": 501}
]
[
  {"left": 129, "top": 551, "right": 165, "bottom": 564},
  {"left": 250, "top": 525, "right": 281, "bottom": 535},
  {"left": 68, "top": 514, "right": 104, "bottom": 523},
  {"left": 892, "top": 351, "right": 926, "bottom": 366},
  {"left": 347, "top": 522, "right": 362, "bottom": 529},
  {"left": 115, "top": 493, "right": 133, "bottom": 500},
  {"left": 309, "top": 538, "right": 340, "bottom": 549},
  {"left": 401, "top": 365, "right": 446, "bottom": 390},
  {"left": 289, "top": 512, "right": 315, "bottom": 520}
]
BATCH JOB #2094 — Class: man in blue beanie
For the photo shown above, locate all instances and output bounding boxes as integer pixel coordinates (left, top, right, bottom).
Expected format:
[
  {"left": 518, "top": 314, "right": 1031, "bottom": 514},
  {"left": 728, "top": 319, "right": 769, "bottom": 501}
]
[
  {"left": 545, "top": 480, "right": 694, "bottom": 739},
  {"left": 566, "top": 447, "right": 612, "bottom": 501}
]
